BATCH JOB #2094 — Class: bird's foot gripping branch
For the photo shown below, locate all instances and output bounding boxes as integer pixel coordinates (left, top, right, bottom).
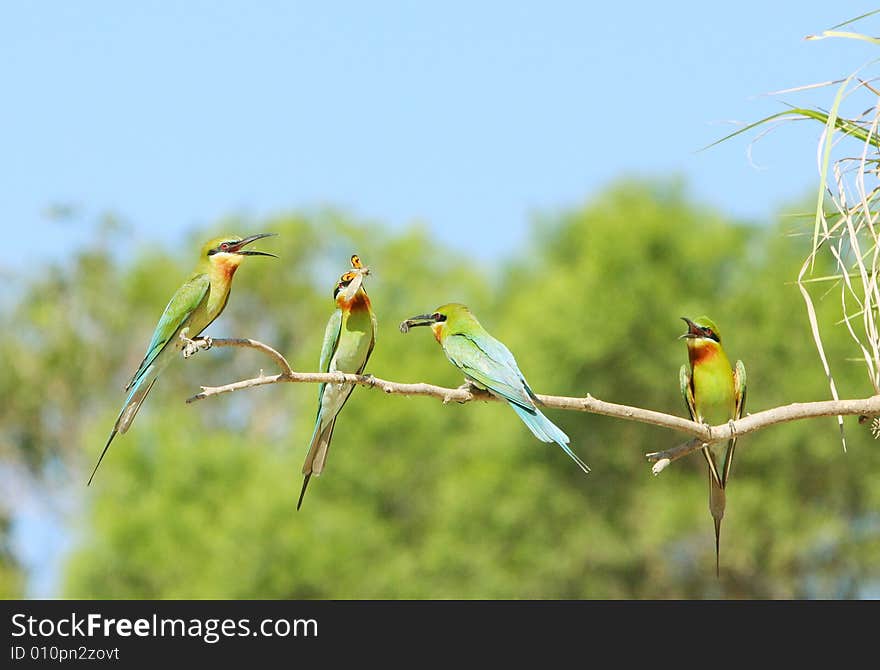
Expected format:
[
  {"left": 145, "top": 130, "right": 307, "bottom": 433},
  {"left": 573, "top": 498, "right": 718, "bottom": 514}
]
[
  {"left": 443, "top": 381, "right": 491, "bottom": 405},
  {"left": 180, "top": 334, "right": 213, "bottom": 359},
  {"left": 179, "top": 336, "right": 880, "bottom": 476}
]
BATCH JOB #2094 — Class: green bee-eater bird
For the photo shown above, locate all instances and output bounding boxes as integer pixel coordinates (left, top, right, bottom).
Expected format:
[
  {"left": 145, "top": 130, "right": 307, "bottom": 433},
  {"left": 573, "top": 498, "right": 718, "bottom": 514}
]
[
  {"left": 89, "top": 232, "right": 277, "bottom": 485},
  {"left": 679, "top": 316, "right": 747, "bottom": 577},
  {"left": 298, "top": 255, "right": 377, "bottom": 510},
  {"left": 400, "top": 303, "right": 589, "bottom": 474}
]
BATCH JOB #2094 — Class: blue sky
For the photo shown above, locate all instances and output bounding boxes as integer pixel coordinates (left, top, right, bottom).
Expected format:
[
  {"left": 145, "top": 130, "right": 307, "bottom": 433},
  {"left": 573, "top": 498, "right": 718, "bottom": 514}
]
[
  {"left": 1, "top": 2, "right": 875, "bottom": 271},
  {"left": 2, "top": 3, "right": 878, "bottom": 596}
]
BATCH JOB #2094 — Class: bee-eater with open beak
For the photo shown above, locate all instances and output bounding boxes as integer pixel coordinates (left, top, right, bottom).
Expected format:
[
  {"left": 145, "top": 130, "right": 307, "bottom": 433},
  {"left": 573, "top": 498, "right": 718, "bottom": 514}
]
[
  {"left": 298, "top": 255, "right": 377, "bottom": 510},
  {"left": 679, "top": 316, "right": 747, "bottom": 577},
  {"left": 400, "top": 303, "right": 589, "bottom": 474},
  {"left": 89, "top": 233, "right": 277, "bottom": 485}
]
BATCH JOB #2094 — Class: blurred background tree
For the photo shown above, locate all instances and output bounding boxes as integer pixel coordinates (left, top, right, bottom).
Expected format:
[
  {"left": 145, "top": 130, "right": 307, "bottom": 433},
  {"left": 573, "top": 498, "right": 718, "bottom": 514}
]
[{"left": 2, "top": 178, "right": 878, "bottom": 599}]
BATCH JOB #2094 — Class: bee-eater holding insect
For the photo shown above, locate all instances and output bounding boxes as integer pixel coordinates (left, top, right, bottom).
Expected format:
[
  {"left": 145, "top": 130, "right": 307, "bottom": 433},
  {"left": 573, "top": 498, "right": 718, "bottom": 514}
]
[
  {"left": 679, "top": 316, "right": 747, "bottom": 577},
  {"left": 89, "top": 233, "right": 277, "bottom": 485},
  {"left": 400, "top": 303, "right": 589, "bottom": 474},
  {"left": 298, "top": 255, "right": 377, "bottom": 510}
]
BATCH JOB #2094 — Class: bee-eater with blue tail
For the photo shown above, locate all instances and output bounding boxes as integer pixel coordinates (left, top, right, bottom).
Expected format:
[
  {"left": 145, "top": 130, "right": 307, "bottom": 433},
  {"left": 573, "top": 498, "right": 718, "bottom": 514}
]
[
  {"left": 89, "top": 233, "right": 277, "bottom": 485},
  {"left": 298, "top": 255, "right": 377, "bottom": 510},
  {"left": 680, "top": 316, "right": 747, "bottom": 577},
  {"left": 400, "top": 303, "right": 589, "bottom": 474}
]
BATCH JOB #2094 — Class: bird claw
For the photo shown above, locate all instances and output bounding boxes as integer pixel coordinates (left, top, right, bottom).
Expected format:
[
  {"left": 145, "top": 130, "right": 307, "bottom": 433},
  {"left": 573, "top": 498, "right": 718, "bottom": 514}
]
[
  {"left": 702, "top": 420, "right": 712, "bottom": 442},
  {"left": 462, "top": 379, "right": 488, "bottom": 393},
  {"left": 462, "top": 380, "right": 493, "bottom": 401},
  {"left": 444, "top": 380, "right": 486, "bottom": 405},
  {"left": 181, "top": 337, "right": 198, "bottom": 359},
  {"left": 727, "top": 419, "right": 737, "bottom": 439},
  {"left": 181, "top": 335, "right": 213, "bottom": 359}
]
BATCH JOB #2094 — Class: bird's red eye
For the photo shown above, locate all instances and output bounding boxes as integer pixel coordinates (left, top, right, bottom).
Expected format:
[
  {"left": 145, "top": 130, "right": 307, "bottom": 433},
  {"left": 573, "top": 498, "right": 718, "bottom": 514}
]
[{"left": 220, "top": 242, "right": 230, "bottom": 251}]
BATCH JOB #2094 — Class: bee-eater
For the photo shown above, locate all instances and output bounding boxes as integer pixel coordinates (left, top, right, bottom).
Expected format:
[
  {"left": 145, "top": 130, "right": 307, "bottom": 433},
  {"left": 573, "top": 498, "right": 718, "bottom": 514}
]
[
  {"left": 679, "top": 316, "right": 747, "bottom": 577},
  {"left": 89, "top": 233, "right": 277, "bottom": 485},
  {"left": 298, "top": 255, "right": 377, "bottom": 510},
  {"left": 400, "top": 303, "right": 589, "bottom": 474}
]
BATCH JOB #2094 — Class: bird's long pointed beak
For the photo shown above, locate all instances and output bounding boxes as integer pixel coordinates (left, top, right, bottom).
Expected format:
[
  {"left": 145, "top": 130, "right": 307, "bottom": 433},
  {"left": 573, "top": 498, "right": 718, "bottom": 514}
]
[
  {"left": 230, "top": 232, "right": 278, "bottom": 257},
  {"left": 679, "top": 316, "right": 699, "bottom": 339},
  {"left": 399, "top": 313, "right": 437, "bottom": 333}
]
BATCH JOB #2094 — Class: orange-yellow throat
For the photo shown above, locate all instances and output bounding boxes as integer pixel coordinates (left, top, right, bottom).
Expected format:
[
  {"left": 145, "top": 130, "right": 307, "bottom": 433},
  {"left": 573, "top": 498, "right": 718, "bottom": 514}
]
[{"left": 430, "top": 320, "right": 446, "bottom": 344}]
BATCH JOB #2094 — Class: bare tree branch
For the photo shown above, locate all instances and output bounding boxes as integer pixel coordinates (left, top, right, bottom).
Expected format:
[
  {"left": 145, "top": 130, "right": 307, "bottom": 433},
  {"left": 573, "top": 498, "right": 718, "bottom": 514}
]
[
  {"left": 181, "top": 336, "right": 293, "bottom": 376},
  {"left": 185, "top": 337, "right": 880, "bottom": 475}
]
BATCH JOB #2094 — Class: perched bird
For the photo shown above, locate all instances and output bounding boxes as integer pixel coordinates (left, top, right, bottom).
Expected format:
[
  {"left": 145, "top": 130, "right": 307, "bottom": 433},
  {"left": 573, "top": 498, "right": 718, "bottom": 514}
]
[
  {"left": 400, "top": 303, "right": 589, "bottom": 473},
  {"left": 298, "top": 255, "right": 377, "bottom": 510},
  {"left": 89, "top": 233, "right": 277, "bottom": 485},
  {"left": 679, "top": 316, "right": 747, "bottom": 577}
]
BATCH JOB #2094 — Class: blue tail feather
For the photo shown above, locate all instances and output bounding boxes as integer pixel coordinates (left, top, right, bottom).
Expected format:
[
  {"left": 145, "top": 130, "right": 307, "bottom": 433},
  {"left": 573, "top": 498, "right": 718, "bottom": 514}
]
[
  {"left": 88, "top": 366, "right": 158, "bottom": 485},
  {"left": 510, "top": 403, "right": 590, "bottom": 474}
]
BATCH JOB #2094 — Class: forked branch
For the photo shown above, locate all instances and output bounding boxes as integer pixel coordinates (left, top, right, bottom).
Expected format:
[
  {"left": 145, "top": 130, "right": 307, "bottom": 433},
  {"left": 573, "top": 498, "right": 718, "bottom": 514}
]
[{"left": 184, "top": 337, "right": 880, "bottom": 474}]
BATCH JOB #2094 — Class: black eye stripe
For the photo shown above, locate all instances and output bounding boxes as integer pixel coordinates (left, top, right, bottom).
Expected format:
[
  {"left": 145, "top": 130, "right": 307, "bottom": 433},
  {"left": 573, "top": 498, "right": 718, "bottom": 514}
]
[{"left": 208, "top": 240, "right": 239, "bottom": 255}]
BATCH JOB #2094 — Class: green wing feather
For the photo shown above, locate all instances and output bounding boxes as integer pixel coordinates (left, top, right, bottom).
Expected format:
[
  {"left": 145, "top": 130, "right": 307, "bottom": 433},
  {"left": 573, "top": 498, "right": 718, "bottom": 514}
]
[
  {"left": 315, "top": 309, "right": 343, "bottom": 414},
  {"left": 721, "top": 360, "right": 747, "bottom": 487},
  {"left": 125, "top": 273, "right": 211, "bottom": 391},
  {"left": 443, "top": 334, "right": 535, "bottom": 412},
  {"left": 679, "top": 364, "right": 696, "bottom": 421},
  {"left": 362, "top": 310, "right": 378, "bottom": 374}
]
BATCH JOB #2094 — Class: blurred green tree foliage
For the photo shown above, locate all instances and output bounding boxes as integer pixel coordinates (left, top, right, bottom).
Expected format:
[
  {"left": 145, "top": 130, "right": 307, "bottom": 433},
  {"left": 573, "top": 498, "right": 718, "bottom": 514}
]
[
  {"left": 2, "top": 180, "right": 878, "bottom": 599},
  {"left": 0, "top": 516, "right": 23, "bottom": 598}
]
